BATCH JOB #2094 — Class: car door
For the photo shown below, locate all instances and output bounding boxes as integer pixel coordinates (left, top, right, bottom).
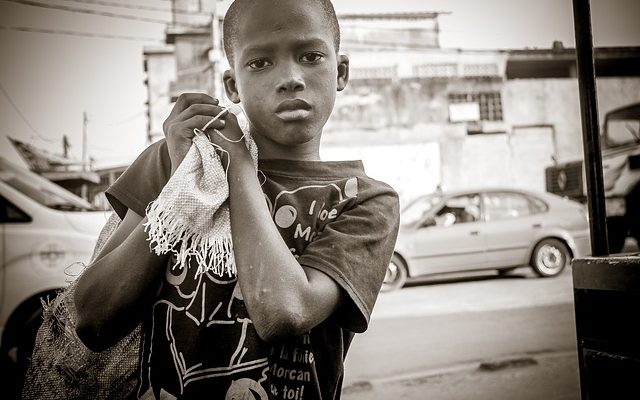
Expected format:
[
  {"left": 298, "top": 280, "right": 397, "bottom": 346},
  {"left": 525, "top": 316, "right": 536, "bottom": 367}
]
[
  {"left": 481, "top": 191, "right": 539, "bottom": 268},
  {"left": 404, "top": 193, "right": 487, "bottom": 276}
]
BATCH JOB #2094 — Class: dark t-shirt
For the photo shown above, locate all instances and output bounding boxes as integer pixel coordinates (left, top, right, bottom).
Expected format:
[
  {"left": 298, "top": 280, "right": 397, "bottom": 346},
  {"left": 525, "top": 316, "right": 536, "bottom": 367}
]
[{"left": 106, "top": 140, "right": 400, "bottom": 400}]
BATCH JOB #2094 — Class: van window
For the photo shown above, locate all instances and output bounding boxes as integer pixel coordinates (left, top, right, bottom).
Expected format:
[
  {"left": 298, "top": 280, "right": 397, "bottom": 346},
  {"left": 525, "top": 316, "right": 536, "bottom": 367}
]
[
  {"left": 1, "top": 195, "right": 31, "bottom": 223},
  {"left": 605, "top": 104, "right": 640, "bottom": 148}
]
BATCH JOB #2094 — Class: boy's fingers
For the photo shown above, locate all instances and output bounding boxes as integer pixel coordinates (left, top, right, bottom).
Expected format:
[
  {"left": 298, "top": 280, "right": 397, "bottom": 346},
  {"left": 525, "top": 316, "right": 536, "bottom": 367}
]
[
  {"left": 178, "top": 104, "right": 226, "bottom": 123},
  {"left": 165, "top": 93, "right": 219, "bottom": 124},
  {"left": 181, "top": 115, "right": 226, "bottom": 133}
]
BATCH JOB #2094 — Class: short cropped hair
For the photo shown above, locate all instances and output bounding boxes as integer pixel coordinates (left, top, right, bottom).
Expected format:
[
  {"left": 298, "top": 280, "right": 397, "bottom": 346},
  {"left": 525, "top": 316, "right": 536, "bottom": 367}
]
[{"left": 222, "top": 0, "right": 340, "bottom": 64}]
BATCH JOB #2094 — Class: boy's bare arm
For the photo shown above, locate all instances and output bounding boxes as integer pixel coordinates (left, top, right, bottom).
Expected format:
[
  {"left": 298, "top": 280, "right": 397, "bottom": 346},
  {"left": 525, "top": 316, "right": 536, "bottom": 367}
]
[
  {"left": 74, "top": 210, "right": 169, "bottom": 351},
  {"left": 226, "top": 154, "right": 343, "bottom": 342},
  {"left": 74, "top": 93, "right": 228, "bottom": 351}
]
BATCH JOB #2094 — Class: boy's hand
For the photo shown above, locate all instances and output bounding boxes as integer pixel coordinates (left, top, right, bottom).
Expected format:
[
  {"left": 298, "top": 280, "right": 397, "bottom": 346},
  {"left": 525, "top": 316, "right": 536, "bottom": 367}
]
[
  {"left": 163, "top": 93, "right": 227, "bottom": 175},
  {"left": 206, "top": 111, "right": 246, "bottom": 155}
]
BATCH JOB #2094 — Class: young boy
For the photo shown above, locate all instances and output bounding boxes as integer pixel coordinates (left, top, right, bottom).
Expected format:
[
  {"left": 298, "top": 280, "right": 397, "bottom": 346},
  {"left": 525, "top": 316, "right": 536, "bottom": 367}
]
[{"left": 74, "top": 0, "right": 399, "bottom": 398}]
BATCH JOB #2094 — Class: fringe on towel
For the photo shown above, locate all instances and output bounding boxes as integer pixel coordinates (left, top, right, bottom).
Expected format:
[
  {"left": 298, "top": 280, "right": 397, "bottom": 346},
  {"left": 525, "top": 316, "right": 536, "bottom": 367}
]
[
  {"left": 143, "top": 124, "right": 258, "bottom": 278},
  {"left": 144, "top": 198, "right": 236, "bottom": 277}
]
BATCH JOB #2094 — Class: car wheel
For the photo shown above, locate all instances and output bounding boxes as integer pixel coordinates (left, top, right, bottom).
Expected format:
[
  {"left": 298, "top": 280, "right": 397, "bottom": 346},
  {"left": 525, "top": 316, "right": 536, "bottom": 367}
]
[
  {"left": 381, "top": 254, "right": 408, "bottom": 292},
  {"left": 530, "top": 238, "right": 570, "bottom": 277}
]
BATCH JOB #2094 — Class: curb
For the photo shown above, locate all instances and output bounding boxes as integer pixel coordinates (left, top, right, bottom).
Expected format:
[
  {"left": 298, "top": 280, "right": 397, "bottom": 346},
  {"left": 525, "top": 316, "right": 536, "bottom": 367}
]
[{"left": 343, "top": 350, "right": 577, "bottom": 394}]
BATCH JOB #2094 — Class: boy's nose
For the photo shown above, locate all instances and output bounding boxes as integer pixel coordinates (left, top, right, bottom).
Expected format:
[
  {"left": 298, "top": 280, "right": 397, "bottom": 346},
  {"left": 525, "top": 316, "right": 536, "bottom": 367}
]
[{"left": 277, "top": 66, "right": 306, "bottom": 93}]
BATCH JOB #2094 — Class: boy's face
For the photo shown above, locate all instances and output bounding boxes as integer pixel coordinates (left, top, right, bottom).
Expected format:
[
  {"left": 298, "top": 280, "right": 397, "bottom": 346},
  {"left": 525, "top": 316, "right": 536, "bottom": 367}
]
[{"left": 223, "top": 0, "right": 348, "bottom": 157}]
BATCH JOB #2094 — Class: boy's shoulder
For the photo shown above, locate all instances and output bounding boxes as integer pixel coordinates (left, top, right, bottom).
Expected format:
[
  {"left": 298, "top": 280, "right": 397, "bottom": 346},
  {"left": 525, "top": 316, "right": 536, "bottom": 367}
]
[
  {"left": 132, "top": 138, "right": 171, "bottom": 175},
  {"left": 259, "top": 158, "right": 399, "bottom": 207},
  {"left": 106, "top": 139, "right": 171, "bottom": 219}
]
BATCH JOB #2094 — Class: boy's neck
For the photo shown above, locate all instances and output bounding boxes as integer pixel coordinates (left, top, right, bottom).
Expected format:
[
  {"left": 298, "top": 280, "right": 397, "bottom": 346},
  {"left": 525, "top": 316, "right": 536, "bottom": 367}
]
[{"left": 252, "top": 131, "right": 322, "bottom": 161}]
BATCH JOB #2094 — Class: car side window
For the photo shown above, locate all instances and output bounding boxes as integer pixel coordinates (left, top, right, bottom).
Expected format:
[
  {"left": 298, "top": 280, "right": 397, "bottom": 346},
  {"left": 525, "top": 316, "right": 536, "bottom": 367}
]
[
  {"left": 435, "top": 194, "right": 480, "bottom": 227},
  {"left": 0, "top": 195, "right": 32, "bottom": 223},
  {"left": 483, "top": 192, "right": 531, "bottom": 221},
  {"left": 529, "top": 196, "right": 549, "bottom": 214}
]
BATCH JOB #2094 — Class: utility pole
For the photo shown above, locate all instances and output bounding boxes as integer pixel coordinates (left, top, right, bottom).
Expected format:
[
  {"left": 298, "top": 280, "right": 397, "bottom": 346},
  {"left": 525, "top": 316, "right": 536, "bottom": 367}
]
[
  {"left": 62, "top": 134, "right": 70, "bottom": 159},
  {"left": 82, "top": 111, "right": 88, "bottom": 171}
]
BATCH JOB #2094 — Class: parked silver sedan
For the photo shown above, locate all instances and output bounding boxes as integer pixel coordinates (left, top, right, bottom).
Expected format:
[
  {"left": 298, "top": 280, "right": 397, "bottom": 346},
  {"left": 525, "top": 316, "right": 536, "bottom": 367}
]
[{"left": 383, "top": 188, "right": 591, "bottom": 291}]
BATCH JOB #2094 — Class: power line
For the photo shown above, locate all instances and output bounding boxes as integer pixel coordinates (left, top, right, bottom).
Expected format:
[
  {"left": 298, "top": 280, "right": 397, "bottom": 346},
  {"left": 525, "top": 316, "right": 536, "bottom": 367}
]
[
  {"left": 2, "top": 0, "right": 207, "bottom": 28},
  {"left": 0, "top": 25, "right": 162, "bottom": 42},
  {"left": 60, "top": 0, "right": 211, "bottom": 17},
  {"left": 0, "top": 82, "right": 58, "bottom": 142}
]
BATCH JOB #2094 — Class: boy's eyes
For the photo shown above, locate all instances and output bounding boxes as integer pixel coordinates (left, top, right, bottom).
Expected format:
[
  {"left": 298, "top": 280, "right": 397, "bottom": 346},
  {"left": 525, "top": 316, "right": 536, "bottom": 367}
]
[
  {"left": 300, "top": 52, "right": 324, "bottom": 63},
  {"left": 246, "top": 52, "right": 325, "bottom": 70},
  {"left": 247, "top": 59, "right": 273, "bottom": 70}
]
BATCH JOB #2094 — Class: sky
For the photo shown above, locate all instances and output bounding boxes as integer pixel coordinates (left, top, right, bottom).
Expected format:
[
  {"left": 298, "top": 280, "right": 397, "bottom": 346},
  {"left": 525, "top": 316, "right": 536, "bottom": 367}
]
[{"left": 1, "top": 0, "right": 639, "bottom": 168}]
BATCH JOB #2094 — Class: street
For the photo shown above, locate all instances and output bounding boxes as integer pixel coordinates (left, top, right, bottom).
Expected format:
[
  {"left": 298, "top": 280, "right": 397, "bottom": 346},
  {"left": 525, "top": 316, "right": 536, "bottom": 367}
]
[
  {"left": 342, "top": 239, "right": 639, "bottom": 399},
  {"left": 342, "top": 239, "right": 638, "bottom": 399},
  {"left": 344, "top": 266, "right": 578, "bottom": 382}
]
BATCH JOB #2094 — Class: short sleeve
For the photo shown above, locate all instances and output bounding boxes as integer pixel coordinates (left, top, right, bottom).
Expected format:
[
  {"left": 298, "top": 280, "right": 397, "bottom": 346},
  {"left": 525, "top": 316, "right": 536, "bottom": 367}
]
[
  {"left": 298, "top": 181, "right": 400, "bottom": 333},
  {"left": 105, "top": 139, "right": 171, "bottom": 219}
]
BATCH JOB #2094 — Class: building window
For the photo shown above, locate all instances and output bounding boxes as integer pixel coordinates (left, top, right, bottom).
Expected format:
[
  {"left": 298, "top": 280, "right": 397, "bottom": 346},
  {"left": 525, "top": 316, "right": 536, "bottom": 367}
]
[
  {"left": 350, "top": 66, "right": 398, "bottom": 80},
  {"left": 462, "top": 63, "right": 499, "bottom": 77},
  {"left": 448, "top": 92, "right": 503, "bottom": 121},
  {"left": 413, "top": 63, "right": 457, "bottom": 78}
]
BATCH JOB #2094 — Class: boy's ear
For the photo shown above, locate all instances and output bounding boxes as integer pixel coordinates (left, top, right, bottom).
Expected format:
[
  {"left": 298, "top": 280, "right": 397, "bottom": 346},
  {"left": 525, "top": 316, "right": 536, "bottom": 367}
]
[
  {"left": 337, "top": 55, "right": 349, "bottom": 92},
  {"left": 223, "top": 69, "right": 241, "bottom": 103}
]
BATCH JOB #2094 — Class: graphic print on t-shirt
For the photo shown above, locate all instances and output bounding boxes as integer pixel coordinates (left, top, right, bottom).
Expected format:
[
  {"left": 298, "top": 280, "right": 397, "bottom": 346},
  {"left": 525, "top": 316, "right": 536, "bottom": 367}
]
[
  {"left": 265, "top": 177, "right": 358, "bottom": 260},
  {"left": 263, "top": 177, "right": 359, "bottom": 399},
  {"left": 138, "top": 265, "right": 270, "bottom": 399}
]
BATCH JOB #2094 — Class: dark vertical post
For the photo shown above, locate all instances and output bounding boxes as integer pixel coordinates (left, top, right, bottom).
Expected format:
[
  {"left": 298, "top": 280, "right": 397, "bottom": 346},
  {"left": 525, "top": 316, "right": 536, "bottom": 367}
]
[
  {"left": 572, "top": 1, "right": 606, "bottom": 398},
  {"left": 571, "top": 0, "right": 609, "bottom": 256}
]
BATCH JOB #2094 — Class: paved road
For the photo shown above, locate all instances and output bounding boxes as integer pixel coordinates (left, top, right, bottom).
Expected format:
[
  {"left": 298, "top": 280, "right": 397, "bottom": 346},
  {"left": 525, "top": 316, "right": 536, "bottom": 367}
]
[
  {"left": 345, "top": 302, "right": 577, "bottom": 384},
  {"left": 344, "top": 266, "right": 578, "bottom": 384},
  {"left": 341, "top": 239, "right": 639, "bottom": 398},
  {"left": 343, "top": 351, "right": 580, "bottom": 400}
]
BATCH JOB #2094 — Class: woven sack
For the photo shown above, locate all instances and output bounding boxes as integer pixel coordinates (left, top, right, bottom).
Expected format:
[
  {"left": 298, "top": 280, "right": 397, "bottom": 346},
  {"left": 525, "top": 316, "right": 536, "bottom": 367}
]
[{"left": 22, "top": 212, "right": 142, "bottom": 400}]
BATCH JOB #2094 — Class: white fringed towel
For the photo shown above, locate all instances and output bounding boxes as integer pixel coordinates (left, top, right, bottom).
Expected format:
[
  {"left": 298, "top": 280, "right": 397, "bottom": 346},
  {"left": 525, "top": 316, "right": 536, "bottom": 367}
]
[{"left": 144, "top": 125, "right": 258, "bottom": 277}]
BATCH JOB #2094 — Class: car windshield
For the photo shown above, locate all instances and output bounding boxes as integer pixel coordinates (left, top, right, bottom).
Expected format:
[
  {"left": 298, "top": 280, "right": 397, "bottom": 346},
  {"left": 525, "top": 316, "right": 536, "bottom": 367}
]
[
  {"left": 605, "top": 104, "right": 640, "bottom": 148},
  {"left": 400, "top": 194, "right": 441, "bottom": 226},
  {"left": 0, "top": 159, "right": 95, "bottom": 211}
]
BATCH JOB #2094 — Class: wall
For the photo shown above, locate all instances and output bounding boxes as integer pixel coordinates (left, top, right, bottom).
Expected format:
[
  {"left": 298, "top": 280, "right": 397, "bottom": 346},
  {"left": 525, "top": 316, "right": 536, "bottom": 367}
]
[
  {"left": 503, "top": 78, "right": 640, "bottom": 164},
  {"left": 321, "top": 142, "right": 441, "bottom": 206},
  {"left": 326, "top": 76, "right": 640, "bottom": 201},
  {"left": 327, "top": 75, "right": 504, "bottom": 131}
]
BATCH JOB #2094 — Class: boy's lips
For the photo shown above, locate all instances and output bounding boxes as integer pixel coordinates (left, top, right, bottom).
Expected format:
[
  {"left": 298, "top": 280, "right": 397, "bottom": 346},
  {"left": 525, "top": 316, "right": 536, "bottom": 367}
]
[{"left": 275, "top": 99, "right": 311, "bottom": 121}]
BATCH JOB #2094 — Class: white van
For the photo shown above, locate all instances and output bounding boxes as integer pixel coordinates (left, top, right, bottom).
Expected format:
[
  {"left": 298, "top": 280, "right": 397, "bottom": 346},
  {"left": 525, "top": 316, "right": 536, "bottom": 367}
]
[{"left": 0, "top": 157, "right": 108, "bottom": 381}]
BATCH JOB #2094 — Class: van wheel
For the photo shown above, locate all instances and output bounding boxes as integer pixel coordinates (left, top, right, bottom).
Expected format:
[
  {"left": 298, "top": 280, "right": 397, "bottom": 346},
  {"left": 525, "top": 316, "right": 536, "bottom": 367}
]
[
  {"left": 382, "top": 254, "right": 408, "bottom": 292},
  {"left": 530, "top": 239, "right": 570, "bottom": 277},
  {"left": 2, "top": 304, "right": 45, "bottom": 398},
  {"left": 15, "top": 307, "right": 44, "bottom": 396}
]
